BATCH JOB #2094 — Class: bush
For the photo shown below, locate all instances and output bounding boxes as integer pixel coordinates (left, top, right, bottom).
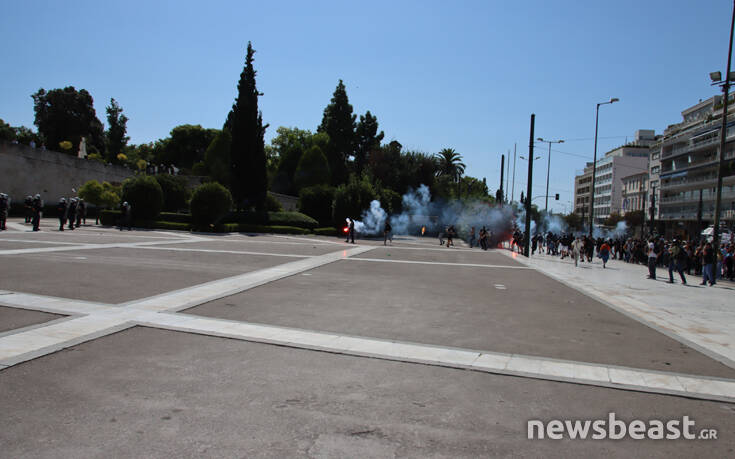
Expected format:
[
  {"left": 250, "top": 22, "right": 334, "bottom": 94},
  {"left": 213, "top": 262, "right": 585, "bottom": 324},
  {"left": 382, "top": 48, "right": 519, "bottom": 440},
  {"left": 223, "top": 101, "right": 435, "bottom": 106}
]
[
  {"left": 333, "top": 175, "right": 378, "bottom": 225},
  {"left": 154, "top": 174, "right": 191, "bottom": 212},
  {"left": 121, "top": 175, "right": 164, "bottom": 220},
  {"left": 313, "top": 227, "right": 339, "bottom": 236},
  {"left": 265, "top": 193, "right": 284, "bottom": 212},
  {"left": 190, "top": 182, "right": 232, "bottom": 226},
  {"left": 299, "top": 185, "right": 335, "bottom": 225}
]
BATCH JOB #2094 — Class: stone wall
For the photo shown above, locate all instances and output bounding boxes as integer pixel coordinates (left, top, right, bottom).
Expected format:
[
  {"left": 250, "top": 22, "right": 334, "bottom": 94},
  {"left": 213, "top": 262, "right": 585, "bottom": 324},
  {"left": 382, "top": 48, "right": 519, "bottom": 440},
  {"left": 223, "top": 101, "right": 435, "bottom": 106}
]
[{"left": 0, "top": 141, "right": 134, "bottom": 204}]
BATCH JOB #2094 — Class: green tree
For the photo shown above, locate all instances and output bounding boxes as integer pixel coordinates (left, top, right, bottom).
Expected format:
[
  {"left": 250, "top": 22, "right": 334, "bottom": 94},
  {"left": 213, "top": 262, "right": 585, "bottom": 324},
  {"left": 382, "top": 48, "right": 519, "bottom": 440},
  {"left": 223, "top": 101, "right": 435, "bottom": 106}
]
[
  {"left": 354, "top": 111, "right": 384, "bottom": 175},
  {"left": 399, "top": 150, "right": 437, "bottom": 193},
  {"left": 460, "top": 176, "right": 489, "bottom": 199},
  {"left": 298, "top": 185, "right": 336, "bottom": 225},
  {"left": 269, "top": 127, "right": 314, "bottom": 194},
  {"left": 318, "top": 79, "right": 356, "bottom": 185},
  {"left": 158, "top": 124, "right": 218, "bottom": 170},
  {"left": 366, "top": 140, "right": 402, "bottom": 192},
  {"left": 105, "top": 98, "right": 129, "bottom": 162},
  {"left": 434, "top": 148, "right": 466, "bottom": 181},
  {"left": 0, "top": 119, "right": 15, "bottom": 141},
  {"left": 204, "top": 129, "right": 232, "bottom": 187},
  {"left": 332, "top": 175, "right": 378, "bottom": 224},
  {"left": 227, "top": 42, "right": 268, "bottom": 210},
  {"left": 434, "top": 148, "right": 466, "bottom": 198},
  {"left": 32, "top": 86, "right": 105, "bottom": 154},
  {"left": 294, "top": 145, "right": 330, "bottom": 190}
]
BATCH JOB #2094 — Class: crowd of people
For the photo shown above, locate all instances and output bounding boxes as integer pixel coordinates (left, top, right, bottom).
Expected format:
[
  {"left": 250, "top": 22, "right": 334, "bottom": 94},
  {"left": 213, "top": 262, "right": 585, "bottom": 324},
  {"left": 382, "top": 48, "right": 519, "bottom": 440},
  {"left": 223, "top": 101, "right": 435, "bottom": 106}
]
[{"left": 509, "top": 230, "right": 735, "bottom": 286}]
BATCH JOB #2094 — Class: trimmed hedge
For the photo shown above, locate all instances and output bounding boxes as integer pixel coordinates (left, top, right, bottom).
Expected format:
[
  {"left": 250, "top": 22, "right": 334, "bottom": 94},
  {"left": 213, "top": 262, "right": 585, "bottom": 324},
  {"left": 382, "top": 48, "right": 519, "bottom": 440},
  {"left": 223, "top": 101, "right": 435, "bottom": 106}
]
[
  {"left": 159, "top": 212, "right": 192, "bottom": 224},
  {"left": 313, "top": 227, "right": 339, "bottom": 236},
  {"left": 98, "top": 210, "right": 191, "bottom": 231},
  {"left": 221, "top": 223, "right": 311, "bottom": 235},
  {"left": 224, "top": 211, "right": 318, "bottom": 229}
]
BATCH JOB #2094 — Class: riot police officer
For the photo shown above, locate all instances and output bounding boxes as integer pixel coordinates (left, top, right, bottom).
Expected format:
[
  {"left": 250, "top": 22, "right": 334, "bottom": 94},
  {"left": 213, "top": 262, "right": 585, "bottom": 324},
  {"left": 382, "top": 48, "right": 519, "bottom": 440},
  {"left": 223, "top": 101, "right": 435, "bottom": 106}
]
[
  {"left": 56, "top": 198, "right": 68, "bottom": 231},
  {"left": 67, "top": 198, "right": 78, "bottom": 230},
  {"left": 31, "top": 194, "right": 43, "bottom": 231},
  {"left": 0, "top": 193, "right": 9, "bottom": 231}
]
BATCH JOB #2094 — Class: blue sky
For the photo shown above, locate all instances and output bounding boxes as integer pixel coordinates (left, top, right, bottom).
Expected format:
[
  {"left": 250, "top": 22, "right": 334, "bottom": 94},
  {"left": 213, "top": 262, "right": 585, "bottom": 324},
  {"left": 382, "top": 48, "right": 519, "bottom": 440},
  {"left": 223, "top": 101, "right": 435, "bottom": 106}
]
[{"left": 2, "top": 0, "right": 733, "bottom": 212}]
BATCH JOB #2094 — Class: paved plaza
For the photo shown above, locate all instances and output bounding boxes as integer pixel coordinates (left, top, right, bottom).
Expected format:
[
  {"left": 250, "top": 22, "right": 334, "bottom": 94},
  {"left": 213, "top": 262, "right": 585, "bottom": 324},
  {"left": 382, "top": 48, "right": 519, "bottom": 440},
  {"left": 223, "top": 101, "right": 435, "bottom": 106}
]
[{"left": 1, "top": 217, "right": 734, "bottom": 457}]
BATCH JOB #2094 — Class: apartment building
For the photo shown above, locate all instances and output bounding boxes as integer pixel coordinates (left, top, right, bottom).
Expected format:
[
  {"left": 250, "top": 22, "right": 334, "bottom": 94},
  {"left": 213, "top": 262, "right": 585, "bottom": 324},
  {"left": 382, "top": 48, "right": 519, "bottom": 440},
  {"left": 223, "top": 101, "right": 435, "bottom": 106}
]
[
  {"left": 621, "top": 171, "right": 648, "bottom": 213},
  {"left": 658, "top": 95, "right": 735, "bottom": 237},
  {"left": 591, "top": 130, "right": 653, "bottom": 224},
  {"left": 573, "top": 162, "right": 593, "bottom": 219}
]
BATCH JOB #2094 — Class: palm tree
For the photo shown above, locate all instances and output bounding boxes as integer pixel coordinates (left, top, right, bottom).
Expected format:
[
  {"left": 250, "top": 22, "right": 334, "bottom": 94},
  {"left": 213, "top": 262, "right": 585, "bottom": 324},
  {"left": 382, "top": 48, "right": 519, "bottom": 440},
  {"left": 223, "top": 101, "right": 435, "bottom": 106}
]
[{"left": 434, "top": 148, "right": 466, "bottom": 197}]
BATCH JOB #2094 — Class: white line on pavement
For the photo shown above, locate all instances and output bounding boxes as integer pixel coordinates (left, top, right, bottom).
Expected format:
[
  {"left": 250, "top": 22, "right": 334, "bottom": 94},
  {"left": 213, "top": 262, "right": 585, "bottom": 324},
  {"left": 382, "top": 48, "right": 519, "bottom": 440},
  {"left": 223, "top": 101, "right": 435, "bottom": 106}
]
[
  {"left": 137, "top": 246, "right": 315, "bottom": 258},
  {"left": 346, "top": 257, "right": 531, "bottom": 269}
]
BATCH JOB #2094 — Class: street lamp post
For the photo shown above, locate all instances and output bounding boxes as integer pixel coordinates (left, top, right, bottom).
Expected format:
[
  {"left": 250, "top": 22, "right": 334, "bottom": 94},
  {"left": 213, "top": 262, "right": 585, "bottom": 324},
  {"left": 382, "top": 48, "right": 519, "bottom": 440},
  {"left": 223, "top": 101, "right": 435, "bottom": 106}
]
[
  {"left": 710, "top": 0, "right": 735, "bottom": 257},
  {"left": 588, "top": 98, "right": 619, "bottom": 237},
  {"left": 537, "top": 137, "right": 564, "bottom": 213}
]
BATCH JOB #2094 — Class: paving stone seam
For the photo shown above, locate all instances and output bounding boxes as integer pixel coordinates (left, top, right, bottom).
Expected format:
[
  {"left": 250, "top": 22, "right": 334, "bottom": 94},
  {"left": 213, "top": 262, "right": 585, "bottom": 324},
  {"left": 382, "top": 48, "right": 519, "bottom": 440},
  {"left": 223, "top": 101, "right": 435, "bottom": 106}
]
[{"left": 497, "top": 250, "right": 735, "bottom": 371}]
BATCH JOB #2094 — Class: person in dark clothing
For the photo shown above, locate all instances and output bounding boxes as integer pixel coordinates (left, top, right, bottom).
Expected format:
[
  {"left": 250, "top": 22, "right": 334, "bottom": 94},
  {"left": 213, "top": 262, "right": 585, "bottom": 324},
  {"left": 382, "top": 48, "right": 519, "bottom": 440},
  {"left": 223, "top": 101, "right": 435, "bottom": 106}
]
[
  {"left": 668, "top": 239, "right": 687, "bottom": 284},
  {"left": 24, "top": 195, "right": 33, "bottom": 223},
  {"left": 77, "top": 198, "right": 86, "bottom": 226},
  {"left": 345, "top": 218, "right": 355, "bottom": 243},
  {"left": 56, "top": 198, "right": 68, "bottom": 231},
  {"left": 0, "top": 193, "right": 9, "bottom": 230},
  {"left": 701, "top": 242, "right": 716, "bottom": 286},
  {"left": 67, "top": 198, "right": 78, "bottom": 230},
  {"left": 647, "top": 239, "right": 658, "bottom": 280},
  {"left": 31, "top": 194, "right": 42, "bottom": 231},
  {"left": 383, "top": 221, "right": 392, "bottom": 246},
  {"left": 119, "top": 201, "right": 132, "bottom": 231}
]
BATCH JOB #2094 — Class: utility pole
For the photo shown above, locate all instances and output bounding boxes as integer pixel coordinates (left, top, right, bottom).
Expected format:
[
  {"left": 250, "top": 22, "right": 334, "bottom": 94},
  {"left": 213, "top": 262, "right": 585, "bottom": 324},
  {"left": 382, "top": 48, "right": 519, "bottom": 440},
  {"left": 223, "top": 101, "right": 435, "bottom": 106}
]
[
  {"left": 499, "top": 154, "right": 505, "bottom": 204},
  {"left": 506, "top": 149, "right": 511, "bottom": 203},
  {"left": 713, "top": 0, "right": 735, "bottom": 257},
  {"left": 524, "top": 115, "right": 535, "bottom": 257},
  {"left": 511, "top": 143, "right": 517, "bottom": 204}
]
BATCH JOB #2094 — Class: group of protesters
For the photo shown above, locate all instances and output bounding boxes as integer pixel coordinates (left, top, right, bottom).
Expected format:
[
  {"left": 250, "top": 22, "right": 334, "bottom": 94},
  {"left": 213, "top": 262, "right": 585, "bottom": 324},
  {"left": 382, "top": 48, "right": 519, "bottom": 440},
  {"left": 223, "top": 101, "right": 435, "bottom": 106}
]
[{"left": 512, "top": 229, "right": 735, "bottom": 286}]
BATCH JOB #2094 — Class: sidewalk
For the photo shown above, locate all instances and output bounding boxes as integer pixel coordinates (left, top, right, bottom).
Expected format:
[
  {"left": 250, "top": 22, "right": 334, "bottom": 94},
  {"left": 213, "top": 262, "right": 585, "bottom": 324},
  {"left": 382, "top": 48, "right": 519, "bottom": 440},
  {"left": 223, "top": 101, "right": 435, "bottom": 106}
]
[{"left": 498, "top": 248, "right": 735, "bottom": 370}]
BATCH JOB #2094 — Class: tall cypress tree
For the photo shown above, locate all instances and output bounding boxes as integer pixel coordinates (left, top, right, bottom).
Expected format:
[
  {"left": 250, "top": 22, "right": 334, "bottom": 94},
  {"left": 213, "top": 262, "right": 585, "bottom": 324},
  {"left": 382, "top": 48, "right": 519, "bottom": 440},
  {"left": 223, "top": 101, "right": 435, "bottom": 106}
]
[
  {"left": 228, "top": 42, "right": 268, "bottom": 210},
  {"left": 318, "top": 79, "right": 356, "bottom": 185},
  {"left": 355, "top": 110, "right": 384, "bottom": 175}
]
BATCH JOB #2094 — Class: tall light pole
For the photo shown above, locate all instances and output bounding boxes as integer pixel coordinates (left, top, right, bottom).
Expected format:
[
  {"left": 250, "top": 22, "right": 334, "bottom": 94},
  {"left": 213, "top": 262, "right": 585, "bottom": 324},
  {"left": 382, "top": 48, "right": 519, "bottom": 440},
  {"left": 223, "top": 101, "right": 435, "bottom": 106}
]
[
  {"left": 710, "top": 0, "right": 735, "bottom": 257},
  {"left": 537, "top": 137, "right": 564, "bottom": 212},
  {"left": 589, "top": 98, "right": 619, "bottom": 237}
]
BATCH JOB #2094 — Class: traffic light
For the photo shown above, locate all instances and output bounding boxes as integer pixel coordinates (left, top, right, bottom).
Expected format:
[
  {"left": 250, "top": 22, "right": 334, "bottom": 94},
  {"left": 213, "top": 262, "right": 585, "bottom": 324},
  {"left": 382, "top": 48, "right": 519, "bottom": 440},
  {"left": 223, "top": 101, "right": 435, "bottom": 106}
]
[{"left": 555, "top": 193, "right": 559, "bottom": 200}]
